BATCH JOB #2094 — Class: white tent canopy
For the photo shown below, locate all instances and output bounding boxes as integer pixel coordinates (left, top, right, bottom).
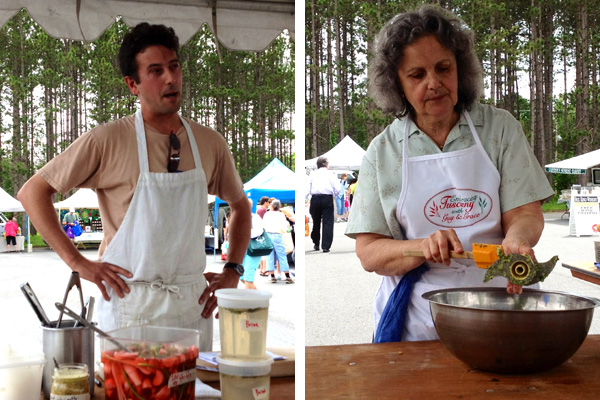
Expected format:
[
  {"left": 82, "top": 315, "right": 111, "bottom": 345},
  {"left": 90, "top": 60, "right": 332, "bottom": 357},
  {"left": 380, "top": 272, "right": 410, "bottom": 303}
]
[
  {"left": 53, "top": 188, "right": 100, "bottom": 209},
  {"left": 545, "top": 149, "right": 600, "bottom": 174},
  {"left": 0, "top": 0, "right": 294, "bottom": 51},
  {"left": 305, "top": 136, "right": 366, "bottom": 171},
  {"left": 0, "top": 187, "right": 25, "bottom": 212}
]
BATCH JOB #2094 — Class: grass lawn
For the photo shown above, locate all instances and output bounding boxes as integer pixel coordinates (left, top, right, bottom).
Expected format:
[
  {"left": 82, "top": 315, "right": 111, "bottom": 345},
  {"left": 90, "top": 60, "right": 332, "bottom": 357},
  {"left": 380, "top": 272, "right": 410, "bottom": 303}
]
[
  {"left": 542, "top": 195, "right": 568, "bottom": 213},
  {"left": 29, "top": 233, "right": 48, "bottom": 248}
]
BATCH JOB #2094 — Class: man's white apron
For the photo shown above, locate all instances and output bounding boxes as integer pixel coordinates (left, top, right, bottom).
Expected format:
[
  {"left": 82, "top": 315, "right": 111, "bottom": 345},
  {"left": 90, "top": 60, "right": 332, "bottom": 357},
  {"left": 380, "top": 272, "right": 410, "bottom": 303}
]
[
  {"left": 98, "top": 109, "right": 212, "bottom": 350},
  {"left": 374, "top": 111, "right": 513, "bottom": 341}
]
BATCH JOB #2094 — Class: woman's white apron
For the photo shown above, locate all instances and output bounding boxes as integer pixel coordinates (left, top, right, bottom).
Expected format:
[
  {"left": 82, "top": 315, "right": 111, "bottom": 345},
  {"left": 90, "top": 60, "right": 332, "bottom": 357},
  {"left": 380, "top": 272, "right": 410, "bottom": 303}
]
[
  {"left": 98, "top": 109, "right": 212, "bottom": 350},
  {"left": 374, "top": 111, "right": 512, "bottom": 341}
]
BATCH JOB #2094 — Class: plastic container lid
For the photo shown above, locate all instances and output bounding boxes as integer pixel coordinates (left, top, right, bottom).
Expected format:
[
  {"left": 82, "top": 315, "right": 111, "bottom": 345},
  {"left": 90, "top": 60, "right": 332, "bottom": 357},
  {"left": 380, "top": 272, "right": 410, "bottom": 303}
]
[
  {"left": 0, "top": 339, "right": 46, "bottom": 369},
  {"left": 216, "top": 356, "right": 273, "bottom": 377},
  {"left": 215, "top": 289, "right": 272, "bottom": 309}
]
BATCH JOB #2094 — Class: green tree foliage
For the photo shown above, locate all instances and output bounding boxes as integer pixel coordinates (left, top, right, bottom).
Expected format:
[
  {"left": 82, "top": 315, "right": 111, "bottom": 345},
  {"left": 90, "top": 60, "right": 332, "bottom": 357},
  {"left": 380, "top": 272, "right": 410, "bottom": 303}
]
[
  {"left": 0, "top": 11, "right": 294, "bottom": 199},
  {"left": 307, "top": 0, "right": 600, "bottom": 192}
]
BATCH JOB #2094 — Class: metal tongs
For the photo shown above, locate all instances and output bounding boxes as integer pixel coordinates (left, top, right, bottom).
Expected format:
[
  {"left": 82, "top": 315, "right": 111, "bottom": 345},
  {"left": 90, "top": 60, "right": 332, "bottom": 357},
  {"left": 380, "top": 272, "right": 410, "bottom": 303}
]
[{"left": 56, "top": 271, "right": 86, "bottom": 328}]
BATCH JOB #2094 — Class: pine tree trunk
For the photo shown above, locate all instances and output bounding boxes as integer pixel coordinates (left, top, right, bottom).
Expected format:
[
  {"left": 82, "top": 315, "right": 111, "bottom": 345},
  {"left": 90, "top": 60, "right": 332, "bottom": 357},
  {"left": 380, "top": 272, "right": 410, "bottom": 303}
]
[
  {"left": 310, "top": 0, "right": 319, "bottom": 157},
  {"left": 335, "top": 0, "right": 345, "bottom": 140}
]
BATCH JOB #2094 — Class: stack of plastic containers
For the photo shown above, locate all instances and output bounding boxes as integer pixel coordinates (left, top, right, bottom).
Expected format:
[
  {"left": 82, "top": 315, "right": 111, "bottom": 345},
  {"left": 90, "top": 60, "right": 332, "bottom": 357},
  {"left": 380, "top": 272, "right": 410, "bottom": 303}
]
[{"left": 215, "top": 289, "right": 274, "bottom": 400}]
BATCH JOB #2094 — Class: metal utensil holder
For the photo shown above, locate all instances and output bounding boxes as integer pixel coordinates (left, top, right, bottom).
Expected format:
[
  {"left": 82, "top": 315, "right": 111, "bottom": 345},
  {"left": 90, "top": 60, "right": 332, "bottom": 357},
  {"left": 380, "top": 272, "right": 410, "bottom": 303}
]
[{"left": 41, "top": 320, "right": 95, "bottom": 399}]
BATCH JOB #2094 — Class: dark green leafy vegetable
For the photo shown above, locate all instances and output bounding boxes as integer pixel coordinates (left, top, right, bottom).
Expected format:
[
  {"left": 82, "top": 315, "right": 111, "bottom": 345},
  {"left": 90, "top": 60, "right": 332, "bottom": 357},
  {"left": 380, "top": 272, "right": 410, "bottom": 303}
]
[{"left": 483, "top": 248, "right": 559, "bottom": 286}]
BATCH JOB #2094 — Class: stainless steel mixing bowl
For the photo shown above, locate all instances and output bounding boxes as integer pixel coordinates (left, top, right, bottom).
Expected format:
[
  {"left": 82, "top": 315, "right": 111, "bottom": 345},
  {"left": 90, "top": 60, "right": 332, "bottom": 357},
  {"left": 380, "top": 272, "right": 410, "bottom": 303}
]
[{"left": 422, "top": 288, "right": 600, "bottom": 374}]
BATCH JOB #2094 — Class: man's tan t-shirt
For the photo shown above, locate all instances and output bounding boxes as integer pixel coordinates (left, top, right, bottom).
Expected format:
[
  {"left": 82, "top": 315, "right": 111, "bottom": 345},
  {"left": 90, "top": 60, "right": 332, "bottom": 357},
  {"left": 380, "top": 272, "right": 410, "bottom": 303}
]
[{"left": 39, "top": 114, "right": 246, "bottom": 256}]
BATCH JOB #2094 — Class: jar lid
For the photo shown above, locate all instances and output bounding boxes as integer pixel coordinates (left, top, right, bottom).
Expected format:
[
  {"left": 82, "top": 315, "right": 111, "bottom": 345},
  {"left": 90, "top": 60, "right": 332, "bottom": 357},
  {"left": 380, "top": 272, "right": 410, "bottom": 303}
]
[
  {"left": 215, "top": 289, "right": 272, "bottom": 309},
  {"left": 216, "top": 356, "right": 273, "bottom": 376},
  {"left": 53, "top": 363, "right": 89, "bottom": 379}
]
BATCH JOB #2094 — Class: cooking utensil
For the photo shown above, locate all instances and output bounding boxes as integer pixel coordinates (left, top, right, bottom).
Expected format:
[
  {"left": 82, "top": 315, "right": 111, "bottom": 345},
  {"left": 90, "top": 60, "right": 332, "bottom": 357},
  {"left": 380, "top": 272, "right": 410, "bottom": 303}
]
[
  {"left": 403, "top": 243, "right": 503, "bottom": 269},
  {"left": 55, "top": 302, "right": 128, "bottom": 352},
  {"left": 20, "top": 282, "right": 52, "bottom": 327},
  {"left": 483, "top": 253, "right": 559, "bottom": 286},
  {"left": 403, "top": 244, "right": 559, "bottom": 285},
  {"left": 42, "top": 318, "right": 95, "bottom": 398},
  {"left": 85, "top": 296, "right": 95, "bottom": 322},
  {"left": 56, "top": 272, "right": 86, "bottom": 328},
  {"left": 422, "top": 287, "right": 600, "bottom": 374}
]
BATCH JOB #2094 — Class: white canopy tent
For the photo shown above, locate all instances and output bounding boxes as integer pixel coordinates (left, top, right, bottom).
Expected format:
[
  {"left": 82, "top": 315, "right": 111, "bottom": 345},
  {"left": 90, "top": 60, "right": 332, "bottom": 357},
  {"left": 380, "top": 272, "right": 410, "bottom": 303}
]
[
  {"left": 0, "top": 0, "right": 294, "bottom": 51},
  {"left": 305, "top": 136, "right": 366, "bottom": 171},
  {"left": 0, "top": 187, "right": 27, "bottom": 251},
  {"left": 545, "top": 149, "right": 600, "bottom": 174},
  {"left": 53, "top": 188, "right": 100, "bottom": 209},
  {"left": 0, "top": 187, "right": 25, "bottom": 213}
]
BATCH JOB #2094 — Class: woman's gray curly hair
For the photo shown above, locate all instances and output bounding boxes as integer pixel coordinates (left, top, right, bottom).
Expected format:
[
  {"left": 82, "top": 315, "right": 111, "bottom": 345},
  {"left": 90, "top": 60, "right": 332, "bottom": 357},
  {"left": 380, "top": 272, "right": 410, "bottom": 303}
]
[{"left": 369, "top": 5, "right": 483, "bottom": 118}]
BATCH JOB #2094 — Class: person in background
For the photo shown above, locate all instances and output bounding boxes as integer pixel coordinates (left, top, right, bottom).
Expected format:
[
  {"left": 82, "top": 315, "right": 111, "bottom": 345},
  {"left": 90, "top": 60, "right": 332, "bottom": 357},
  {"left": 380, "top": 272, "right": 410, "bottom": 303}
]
[
  {"left": 336, "top": 173, "right": 349, "bottom": 222},
  {"left": 18, "top": 22, "right": 251, "bottom": 351},
  {"left": 256, "top": 196, "right": 271, "bottom": 276},
  {"left": 307, "top": 156, "right": 340, "bottom": 253},
  {"left": 256, "top": 196, "right": 270, "bottom": 218},
  {"left": 348, "top": 176, "right": 358, "bottom": 208},
  {"left": 4, "top": 217, "right": 20, "bottom": 252},
  {"left": 241, "top": 198, "right": 264, "bottom": 289},
  {"left": 62, "top": 207, "right": 78, "bottom": 244},
  {"left": 345, "top": 5, "right": 553, "bottom": 342},
  {"left": 63, "top": 207, "right": 78, "bottom": 227},
  {"left": 263, "top": 200, "right": 294, "bottom": 284}
]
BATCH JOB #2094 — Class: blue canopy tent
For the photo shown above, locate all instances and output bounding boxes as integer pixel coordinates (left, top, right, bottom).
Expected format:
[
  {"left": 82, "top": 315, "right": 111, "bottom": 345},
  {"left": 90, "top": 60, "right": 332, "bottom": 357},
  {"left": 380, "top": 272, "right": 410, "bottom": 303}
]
[{"left": 213, "top": 158, "right": 295, "bottom": 247}]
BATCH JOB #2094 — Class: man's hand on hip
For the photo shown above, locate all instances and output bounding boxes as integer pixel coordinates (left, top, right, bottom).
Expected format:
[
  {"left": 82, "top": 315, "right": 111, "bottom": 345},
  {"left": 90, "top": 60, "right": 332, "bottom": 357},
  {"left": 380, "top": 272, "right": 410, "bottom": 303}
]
[
  {"left": 199, "top": 269, "right": 240, "bottom": 318},
  {"left": 73, "top": 259, "right": 133, "bottom": 301}
]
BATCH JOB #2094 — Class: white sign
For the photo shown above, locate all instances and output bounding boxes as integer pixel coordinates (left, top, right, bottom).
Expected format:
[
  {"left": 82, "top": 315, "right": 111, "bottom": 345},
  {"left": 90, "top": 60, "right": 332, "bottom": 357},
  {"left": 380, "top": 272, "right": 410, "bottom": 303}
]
[{"left": 571, "top": 192, "right": 600, "bottom": 236}]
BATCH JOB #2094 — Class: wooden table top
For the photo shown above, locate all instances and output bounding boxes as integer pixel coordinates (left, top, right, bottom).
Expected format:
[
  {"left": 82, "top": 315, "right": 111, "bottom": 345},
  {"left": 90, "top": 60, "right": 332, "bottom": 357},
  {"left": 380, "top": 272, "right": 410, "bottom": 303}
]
[
  {"left": 562, "top": 260, "right": 600, "bottom": 286},
  {"left": 306, "top": 335, "right": 600, "bottom": 399}
]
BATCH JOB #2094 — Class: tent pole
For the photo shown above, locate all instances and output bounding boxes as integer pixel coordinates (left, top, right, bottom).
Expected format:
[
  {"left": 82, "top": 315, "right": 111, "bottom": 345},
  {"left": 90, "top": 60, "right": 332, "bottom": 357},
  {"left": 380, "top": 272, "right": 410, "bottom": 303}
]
[{"left": 27, "top": 215, "right": 32, "bottom": 253}]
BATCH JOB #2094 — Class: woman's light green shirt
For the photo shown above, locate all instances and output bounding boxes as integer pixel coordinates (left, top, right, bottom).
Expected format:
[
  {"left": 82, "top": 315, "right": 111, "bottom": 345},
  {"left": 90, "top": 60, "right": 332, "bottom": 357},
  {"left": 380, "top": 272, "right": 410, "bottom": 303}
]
[{"left": 345, "top": 102, "right": 554, "bottom": 240}]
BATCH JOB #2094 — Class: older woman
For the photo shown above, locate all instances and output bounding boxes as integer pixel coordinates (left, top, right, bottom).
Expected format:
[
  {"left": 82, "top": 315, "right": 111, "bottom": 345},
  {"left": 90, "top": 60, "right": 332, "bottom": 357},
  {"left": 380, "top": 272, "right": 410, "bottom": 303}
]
[
  {"left": 242, "top": 198, "right": 266, "bottom": 290},
  {"left": 345, "top": 6, "right": 554, "bottom": 342},
  {"left": 263, "top": 200, "right": 294, "bottom": 284}
]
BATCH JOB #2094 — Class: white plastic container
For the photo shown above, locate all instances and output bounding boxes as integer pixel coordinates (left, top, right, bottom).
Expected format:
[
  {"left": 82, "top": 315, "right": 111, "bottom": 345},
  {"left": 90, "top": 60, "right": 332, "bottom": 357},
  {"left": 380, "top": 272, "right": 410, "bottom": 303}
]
[
  {"left": 217, "top": 356, "right": 273, "bottom": 400},
  {"left": 216, "top": 289, "right": 272, "bottom": 360},
  {"left": 0, "top": 342, "right": 46, "bottom": 400}
]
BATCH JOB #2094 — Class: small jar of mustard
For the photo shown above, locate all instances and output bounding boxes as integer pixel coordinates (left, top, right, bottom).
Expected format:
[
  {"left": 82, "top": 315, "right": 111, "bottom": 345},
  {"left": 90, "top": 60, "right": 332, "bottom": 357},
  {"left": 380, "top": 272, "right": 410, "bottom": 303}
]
[{"left": 50, "top": 363, "right": 90, "bottom": 400}]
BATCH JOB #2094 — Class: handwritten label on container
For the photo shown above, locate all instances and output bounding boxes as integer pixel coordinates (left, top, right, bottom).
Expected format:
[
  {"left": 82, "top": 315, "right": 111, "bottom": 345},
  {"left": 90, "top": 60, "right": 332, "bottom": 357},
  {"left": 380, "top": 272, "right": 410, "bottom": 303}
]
[
  {"left": 168, "top": 368, "right": 196, "bottom": 388},
  {"left": 241, "top": 318, "right": 264, "bottom": 332},
  {"left": 253, "top": 385, "right": 269, "bottom": 400}
]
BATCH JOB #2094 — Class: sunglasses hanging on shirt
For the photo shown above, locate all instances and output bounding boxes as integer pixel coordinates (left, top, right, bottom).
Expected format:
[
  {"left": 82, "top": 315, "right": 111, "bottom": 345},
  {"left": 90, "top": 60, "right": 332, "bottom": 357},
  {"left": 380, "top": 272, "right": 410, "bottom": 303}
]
[{"left": 168, "top": 131, "right": 180, "bottom": 173}]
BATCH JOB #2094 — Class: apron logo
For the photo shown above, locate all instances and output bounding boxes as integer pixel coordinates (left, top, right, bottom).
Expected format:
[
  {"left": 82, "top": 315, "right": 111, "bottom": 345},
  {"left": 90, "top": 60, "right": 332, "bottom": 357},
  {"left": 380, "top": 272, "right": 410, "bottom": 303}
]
[{"left": 425, "top": 188, "right": 492, "bottom": 228}]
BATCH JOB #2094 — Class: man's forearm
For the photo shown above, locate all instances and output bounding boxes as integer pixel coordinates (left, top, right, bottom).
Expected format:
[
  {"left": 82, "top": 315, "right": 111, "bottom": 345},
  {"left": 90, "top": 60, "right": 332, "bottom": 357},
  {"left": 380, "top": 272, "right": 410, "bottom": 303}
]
[
  {"left": 18, "top": 175, "right": 85, "bottom": 267},
  {"left": 224, "top": 197, "right": 252, "bottom": 264}
]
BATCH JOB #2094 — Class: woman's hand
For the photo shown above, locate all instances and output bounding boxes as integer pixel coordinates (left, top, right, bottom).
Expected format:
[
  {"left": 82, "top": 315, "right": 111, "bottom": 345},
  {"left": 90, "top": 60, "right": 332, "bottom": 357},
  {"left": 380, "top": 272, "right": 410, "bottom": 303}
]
[
  {"left": 501, "top": 235, "right": 536, "bottom": 295},
  {"left": 420, "top": 228, "right": 464, "bottom": 266}
]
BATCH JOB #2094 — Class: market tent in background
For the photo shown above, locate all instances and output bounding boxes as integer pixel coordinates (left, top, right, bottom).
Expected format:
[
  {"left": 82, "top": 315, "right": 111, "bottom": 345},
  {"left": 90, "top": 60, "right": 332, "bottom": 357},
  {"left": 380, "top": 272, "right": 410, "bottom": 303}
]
[
  {"left": 545, "top": 149, "right": 600, "bottom": 174},
  {"left": 0, "top": 0, "right": 294, "bottom": 51},
  {"left": 0, "top": 187, "right": 25, "bottom": 212},
  {"left": 0, "top": 187, "right": 27, "bottom": 252},
  {"left": 53, "top": 188, "right": 99, "bottom": 210},
  {"left": 53, "top": 189, "right": 104, "bottom": 246},
  {"left": 212, "top": 157, "right": 295, "bottom": 250},
  {"left": 243, "top": 158, "right": 296, "bottom": 207},
  {"left": 305, "top": 136, "right": 366, "bottom": 171},
  {"left": 215, "top": 157, "right": 295, "bottom": 215}
]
